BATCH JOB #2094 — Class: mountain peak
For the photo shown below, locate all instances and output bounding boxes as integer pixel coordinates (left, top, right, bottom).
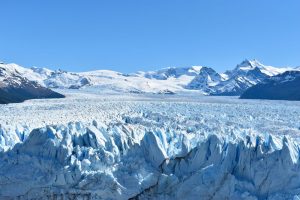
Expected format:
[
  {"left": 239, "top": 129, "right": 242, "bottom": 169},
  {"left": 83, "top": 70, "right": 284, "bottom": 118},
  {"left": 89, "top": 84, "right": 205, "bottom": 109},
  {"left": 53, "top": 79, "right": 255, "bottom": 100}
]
[
  {"left": 190, "top": 65, "right": 203, "bottom": 72},
  {"left": 236, "top": 59, "right": 264, "bottom": 70}
]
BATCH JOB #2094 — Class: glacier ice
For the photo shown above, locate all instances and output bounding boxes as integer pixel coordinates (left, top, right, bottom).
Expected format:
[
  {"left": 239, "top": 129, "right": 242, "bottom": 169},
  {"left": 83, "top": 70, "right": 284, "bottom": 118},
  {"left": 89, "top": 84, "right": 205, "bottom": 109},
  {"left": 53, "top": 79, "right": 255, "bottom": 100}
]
[
  {"left": 1, "top": 93, "right": 300, "bottom": 199},
  {"left": 1, "top": 121, "right": 300, "bottom": 199}
]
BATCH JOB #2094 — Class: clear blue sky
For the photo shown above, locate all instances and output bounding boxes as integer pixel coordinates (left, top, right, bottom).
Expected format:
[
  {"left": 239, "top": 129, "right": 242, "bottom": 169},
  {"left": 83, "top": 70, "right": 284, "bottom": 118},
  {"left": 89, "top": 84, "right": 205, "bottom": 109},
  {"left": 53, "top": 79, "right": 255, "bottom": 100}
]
[{"left": 0, "top": 1, "right": 299, "bottom": 73}]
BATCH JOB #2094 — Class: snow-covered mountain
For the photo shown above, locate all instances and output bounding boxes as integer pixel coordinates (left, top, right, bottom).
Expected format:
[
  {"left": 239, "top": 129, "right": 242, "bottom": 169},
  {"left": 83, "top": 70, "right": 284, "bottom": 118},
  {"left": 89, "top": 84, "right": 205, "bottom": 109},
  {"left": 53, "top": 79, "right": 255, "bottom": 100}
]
[
  {"left": 186, "top": 67, "right": 224, "bottom": 94},
  {"left": 0, "top": 63, "right": 64, "bottom": 104},
  {"left": 209, "top": 59, "right": 297, "bottom": 95},
  {"left": 140, "top": 66, "right": 202, "bottom": 80},
  {"left": 0, "top": 59, "right": 298, "bottom": 95},
  {"left": 209, "top": 60, "right": 270, "bottom": 95},
  {"left": 227, "top": 59, "right": 290, "bottom": 77}
]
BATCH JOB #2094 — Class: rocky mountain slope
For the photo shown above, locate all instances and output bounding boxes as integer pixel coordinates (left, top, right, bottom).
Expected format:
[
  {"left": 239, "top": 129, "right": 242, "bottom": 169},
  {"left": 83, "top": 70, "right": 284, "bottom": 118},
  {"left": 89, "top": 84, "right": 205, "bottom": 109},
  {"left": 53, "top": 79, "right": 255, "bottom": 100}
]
[
  {"left": 185, "top": 67, "right": 224, "bottom": 93},
  {"left": 0, "top": 63, "right": 64, "bottom": 104},
  {"left": 241, "top": 71, "right": 300, "bottom": 100},
  {"left": 210, "top": 60, "right": 271, "bottom": 95}
]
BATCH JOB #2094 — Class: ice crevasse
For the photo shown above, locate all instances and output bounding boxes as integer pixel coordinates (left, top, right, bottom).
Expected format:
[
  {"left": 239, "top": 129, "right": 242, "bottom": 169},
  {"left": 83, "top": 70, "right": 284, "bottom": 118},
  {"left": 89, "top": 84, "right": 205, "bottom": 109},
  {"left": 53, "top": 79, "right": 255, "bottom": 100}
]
[{"left": 1, "top": 121, "right": 300, "bottom": 199}]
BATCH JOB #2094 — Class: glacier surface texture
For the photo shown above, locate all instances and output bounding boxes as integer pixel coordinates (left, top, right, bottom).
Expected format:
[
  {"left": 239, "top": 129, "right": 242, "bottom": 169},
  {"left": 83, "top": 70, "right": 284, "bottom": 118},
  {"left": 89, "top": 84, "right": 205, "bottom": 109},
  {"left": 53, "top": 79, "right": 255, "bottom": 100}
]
[{"left": 1, "top": 91, "right": 300, "bottom": 199}]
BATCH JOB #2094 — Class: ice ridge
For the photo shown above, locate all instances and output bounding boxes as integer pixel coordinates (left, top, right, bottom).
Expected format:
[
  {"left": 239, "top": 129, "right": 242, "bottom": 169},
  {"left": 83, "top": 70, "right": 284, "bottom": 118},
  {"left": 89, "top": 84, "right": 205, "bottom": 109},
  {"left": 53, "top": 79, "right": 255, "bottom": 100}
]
[{"left": 1, "top": 122, "right": 300, "bottom": 199}]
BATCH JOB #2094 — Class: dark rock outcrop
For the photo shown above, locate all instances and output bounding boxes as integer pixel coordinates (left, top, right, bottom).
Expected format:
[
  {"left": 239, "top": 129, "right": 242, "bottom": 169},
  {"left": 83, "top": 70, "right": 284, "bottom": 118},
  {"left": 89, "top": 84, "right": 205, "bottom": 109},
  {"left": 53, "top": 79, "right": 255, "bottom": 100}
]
[{"left": 240, "top": 71, "right": 300, "bottom": 101}]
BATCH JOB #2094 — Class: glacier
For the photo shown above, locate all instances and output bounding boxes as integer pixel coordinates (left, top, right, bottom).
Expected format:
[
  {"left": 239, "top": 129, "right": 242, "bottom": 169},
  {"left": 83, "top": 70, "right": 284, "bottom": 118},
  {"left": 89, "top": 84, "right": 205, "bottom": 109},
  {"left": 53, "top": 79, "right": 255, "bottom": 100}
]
[
  {"left": 2, "top": 122, "right": 300, "bottom": 199},
  {"left": 1, "top": 91, "right": 300, "bottom": 199}
]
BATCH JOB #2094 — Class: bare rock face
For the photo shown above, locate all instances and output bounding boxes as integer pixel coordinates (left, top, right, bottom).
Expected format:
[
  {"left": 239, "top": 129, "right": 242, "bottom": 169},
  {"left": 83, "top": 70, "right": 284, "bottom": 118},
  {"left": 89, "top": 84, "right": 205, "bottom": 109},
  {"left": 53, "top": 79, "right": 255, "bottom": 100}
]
[{"left": 241, "top": 71, "right": 300, "bottom": 101}]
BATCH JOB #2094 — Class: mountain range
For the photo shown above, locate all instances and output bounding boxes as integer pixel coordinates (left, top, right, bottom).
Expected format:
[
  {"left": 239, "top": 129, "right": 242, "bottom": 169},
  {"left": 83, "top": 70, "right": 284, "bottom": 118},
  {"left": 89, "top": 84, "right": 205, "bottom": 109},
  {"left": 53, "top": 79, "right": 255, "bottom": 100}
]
[{"left": 0, "top": 59, "right": 299, "bottom": 98}]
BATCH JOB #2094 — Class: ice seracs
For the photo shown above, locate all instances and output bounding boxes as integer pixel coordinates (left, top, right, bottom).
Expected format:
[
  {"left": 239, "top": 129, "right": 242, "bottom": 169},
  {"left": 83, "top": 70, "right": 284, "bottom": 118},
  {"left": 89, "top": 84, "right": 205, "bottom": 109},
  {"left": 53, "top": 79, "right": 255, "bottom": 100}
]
[
  {"left": 1, "top": 120, "right": 300, "bottom": 199},
  {"left": 1, "top": 89, "right": 300, "bottom": 199}
]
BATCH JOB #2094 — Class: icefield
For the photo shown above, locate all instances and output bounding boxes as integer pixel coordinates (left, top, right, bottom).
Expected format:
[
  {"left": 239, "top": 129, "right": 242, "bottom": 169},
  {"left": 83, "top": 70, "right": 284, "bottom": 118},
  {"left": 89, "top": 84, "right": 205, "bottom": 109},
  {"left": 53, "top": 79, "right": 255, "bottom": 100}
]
[{"left": 1, "top": 90, "right": 300, "bottom": 199}]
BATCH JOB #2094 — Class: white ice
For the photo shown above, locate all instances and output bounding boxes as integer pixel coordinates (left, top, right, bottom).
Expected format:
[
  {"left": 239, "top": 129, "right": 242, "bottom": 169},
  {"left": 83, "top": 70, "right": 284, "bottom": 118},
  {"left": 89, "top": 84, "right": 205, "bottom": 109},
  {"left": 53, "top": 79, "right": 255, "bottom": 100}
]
[{"left": 1, "top": 90, "right": 300, "bottom": 199}]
